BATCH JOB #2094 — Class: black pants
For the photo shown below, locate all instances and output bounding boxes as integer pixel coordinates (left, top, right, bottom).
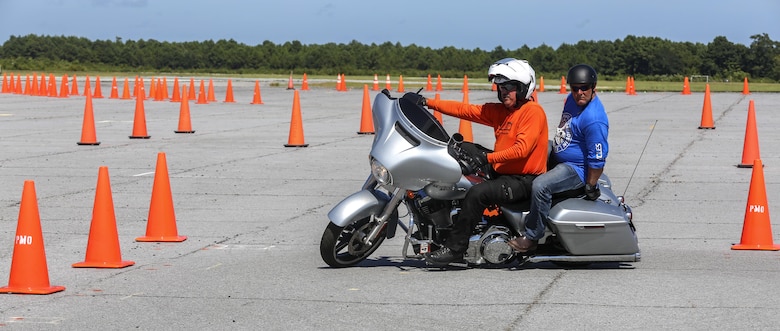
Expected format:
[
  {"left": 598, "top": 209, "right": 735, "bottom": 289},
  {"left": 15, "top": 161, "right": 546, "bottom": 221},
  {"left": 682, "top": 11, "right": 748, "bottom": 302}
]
[{"left": 445, "top": 174, "right": 536, "bottom": 252}]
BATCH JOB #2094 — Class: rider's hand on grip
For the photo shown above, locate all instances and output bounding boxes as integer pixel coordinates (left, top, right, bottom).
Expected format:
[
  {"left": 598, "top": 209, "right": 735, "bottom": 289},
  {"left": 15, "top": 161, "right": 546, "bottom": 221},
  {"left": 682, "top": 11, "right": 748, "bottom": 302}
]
[
  {"left": 584, "top": 183, "right": 600, "bottom": 200},
  {"left": 401, "top": 92, "right": 426, "bottom": 107},
  {"left": 460, "top": 143, "right": 488, "bottom": 167}
]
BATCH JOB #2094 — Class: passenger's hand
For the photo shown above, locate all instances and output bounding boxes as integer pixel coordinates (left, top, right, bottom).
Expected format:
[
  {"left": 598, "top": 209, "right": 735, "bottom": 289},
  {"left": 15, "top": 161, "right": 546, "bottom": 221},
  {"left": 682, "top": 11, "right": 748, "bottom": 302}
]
[
  {"left": 402, "top": 92, "right": 426, "bottom": 107},
  {"left": 584, "top": 183, "right": 600, "bottom": 200}
]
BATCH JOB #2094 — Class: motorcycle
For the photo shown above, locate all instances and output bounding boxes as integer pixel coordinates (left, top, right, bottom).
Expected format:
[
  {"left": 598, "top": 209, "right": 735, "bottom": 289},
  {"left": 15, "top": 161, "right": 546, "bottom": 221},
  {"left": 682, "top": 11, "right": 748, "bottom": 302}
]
[{"left": 320, "top": 90, "right": 640, "bottom": 268}]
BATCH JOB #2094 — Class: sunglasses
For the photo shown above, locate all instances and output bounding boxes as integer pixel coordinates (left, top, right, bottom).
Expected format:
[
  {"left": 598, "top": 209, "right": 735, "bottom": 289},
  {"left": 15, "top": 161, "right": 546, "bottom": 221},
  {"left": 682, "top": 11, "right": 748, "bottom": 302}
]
[
  {"left": 498, "top": 83, "right": 518, "bottom": 92},
  {"left": 570, "top": 84, "right": 592, "bottom": 92}
]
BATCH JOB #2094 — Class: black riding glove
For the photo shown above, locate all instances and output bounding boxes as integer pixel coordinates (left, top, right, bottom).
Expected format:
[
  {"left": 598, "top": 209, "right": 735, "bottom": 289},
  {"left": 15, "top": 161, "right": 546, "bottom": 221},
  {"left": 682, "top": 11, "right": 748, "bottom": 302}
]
[
  {"left": 584, "top": 183, "right": 600, "bottom": 200},
  {"left": 402, "top": 92, "right": 426, "bottom": 107},
  {"left": 460, "top": 143, "right": 488, "bottom": 167}
]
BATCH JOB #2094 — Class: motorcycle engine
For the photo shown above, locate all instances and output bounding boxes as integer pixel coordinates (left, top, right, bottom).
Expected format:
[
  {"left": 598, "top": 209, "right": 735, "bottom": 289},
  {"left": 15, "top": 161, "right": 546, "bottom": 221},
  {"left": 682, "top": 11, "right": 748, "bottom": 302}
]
[{"left": 464, "top": 225, "right": 515, "bottom": 265}]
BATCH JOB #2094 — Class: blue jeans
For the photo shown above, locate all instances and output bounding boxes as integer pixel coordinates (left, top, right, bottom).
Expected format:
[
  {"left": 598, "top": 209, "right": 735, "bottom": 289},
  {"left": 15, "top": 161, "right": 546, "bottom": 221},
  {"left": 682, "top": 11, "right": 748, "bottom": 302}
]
[{"left": 524, "top": 163, "right": 584, "bottom": 240}]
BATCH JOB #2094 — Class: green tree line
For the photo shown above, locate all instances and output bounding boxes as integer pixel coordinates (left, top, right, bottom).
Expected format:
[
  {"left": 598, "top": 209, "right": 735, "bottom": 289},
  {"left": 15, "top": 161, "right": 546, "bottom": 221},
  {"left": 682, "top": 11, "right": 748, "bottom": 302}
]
[{"left": 1, "top": 33, "right": 778, "bottom": 82}]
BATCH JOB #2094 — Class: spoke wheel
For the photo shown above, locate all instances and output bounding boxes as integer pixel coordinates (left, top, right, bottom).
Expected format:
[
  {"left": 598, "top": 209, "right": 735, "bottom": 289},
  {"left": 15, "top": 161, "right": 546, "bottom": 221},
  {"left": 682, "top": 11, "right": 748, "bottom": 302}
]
[{"left": 320, "top": 217, "right": 387, "bottom": 268}]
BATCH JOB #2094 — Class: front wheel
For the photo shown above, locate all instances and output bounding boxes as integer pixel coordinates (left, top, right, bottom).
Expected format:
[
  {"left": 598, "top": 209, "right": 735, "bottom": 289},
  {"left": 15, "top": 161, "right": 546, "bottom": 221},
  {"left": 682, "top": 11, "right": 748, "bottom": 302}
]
[{"left": 320, "top": 217, "right": 387, "bottom": 268}]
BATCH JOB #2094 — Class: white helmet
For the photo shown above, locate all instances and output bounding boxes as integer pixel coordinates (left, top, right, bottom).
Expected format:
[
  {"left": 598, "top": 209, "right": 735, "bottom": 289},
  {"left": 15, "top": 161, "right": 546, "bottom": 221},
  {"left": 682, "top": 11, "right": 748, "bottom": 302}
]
[{"left": 488, "top": 58, "right": 536, "bottom": 101}]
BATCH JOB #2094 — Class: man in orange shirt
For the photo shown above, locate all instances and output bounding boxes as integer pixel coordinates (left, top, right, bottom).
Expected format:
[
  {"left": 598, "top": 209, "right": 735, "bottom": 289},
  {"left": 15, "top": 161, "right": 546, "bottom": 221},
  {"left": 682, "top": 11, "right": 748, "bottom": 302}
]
[{"left": 411, "top": 58, "right": 548, "bottom": 267}]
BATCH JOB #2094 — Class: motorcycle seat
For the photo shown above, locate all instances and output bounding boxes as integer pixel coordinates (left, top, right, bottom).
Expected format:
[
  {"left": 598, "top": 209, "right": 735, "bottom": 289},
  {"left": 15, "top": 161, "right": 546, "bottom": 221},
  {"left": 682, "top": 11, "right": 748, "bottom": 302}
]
[{"left": 500, "top": 187, "right": 585, "bottom": 212}]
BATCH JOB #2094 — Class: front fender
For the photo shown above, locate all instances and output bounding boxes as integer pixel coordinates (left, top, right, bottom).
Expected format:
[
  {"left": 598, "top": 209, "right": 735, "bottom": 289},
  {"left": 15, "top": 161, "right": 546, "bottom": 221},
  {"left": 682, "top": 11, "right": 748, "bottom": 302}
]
[{"left": 327, "top": 189, "right": 391, "bottom": 227}]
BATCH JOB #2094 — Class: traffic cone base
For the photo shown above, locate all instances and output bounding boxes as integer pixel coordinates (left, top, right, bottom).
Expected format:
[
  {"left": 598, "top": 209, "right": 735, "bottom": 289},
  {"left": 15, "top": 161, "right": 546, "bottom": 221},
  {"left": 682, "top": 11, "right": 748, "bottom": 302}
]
[
  {"left": 73, "top": 167, "right": 135, "bottom": 268},
  {"left": 732, "top": 159, "right": 780, "bottom": 250},
  {"left": 0, "top": 181, "right": 66, "bottom": 294},
  {"left": 136, "top": 153, "right": 187, "bottom": 242}
]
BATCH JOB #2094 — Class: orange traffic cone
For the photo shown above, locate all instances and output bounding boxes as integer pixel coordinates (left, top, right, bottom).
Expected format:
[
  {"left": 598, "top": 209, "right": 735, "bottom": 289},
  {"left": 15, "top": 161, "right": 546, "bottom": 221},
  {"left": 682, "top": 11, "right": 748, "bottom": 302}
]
[
  {"left": 93, "top": 76, "right": 104, "bottom": 98},
  {"left": 698, "top": 84, "right": 715, "bottom": 129},
  {"left": 136, "top": 153, "right": 187, "bottom": 242},
  {"left": 129, "top": 91, "right": 151, "bottom": 139},
  {"left": 174, "top": 89, "right": 195, "bottom": 134},
  {"left": 170, "top": 77, "right": 181, "bottom": 102},
  {"left": 224, "top": 79, "right": 235, "bottom": 102},
  {"left": 682, "top": 76, "right": 691, "bottom": 95},
  {"left": 121, "top": 78, "right": 131, "bottom": 100},
  {"left": 24, "top": 74, "right": 32, "bottom": 95},
  {"left": 558, "top": 76, "right": 567, "bottom": 94},
  {"left": 630, "top": 76, "right": 637, "bottom": 95},
  {"left": 742, "top": 77, "right": 750, "bottom": 95},
  {"left": 625, "top": 76, "right": 631, "bottom": 94},
  {"left": 459, "top": 119, "right": 473, "bottom": 143},
  {"left": 188, "top": 78, "right": 196, "bottom": 102},
  {"left": 47, "top": 74, "right": 57, "bottom": 97},
  {"left": 73, "top": 166, "right": 135, "bottom": 268},
  {"left": 461, "top": 75, "right": 469, "bottom": 93},
  {"left": 71, "top": 75, "right": 79, "bottom": 96},
  {"left": 77, "top": 86, "right": 100, "bottom": 146},
  {"left": 357, "top": 84, "right": 374, "bottom": 135},
  {"left": 397, "top": 75, "right": 405, "bottom": 93},
  {"left": 433, "top": 93, "right": 443, "bottom": 124},
  {"left": 39, "top": 74, "right": 48, "bottom": 96},
  {"left": 284, "top": 90, "right": 308, "bottom": 147},
  {"left": 538, "top": 76, "right": 545, "bottom": 92},
  {"left": 385, "top": 74, "right": 392, "bottom": 91},
  {"left": 301, "top": 73, "right": 309, "bottom": 91},
  {"left": 436, "top": 74, "right": 443, "bottom": 91},
  {"left": 207, "top": 79, "right": 216, "bottom": 102},
  {"left": 373, "top": 74, "right": 379, "bottom": 91},
  {"left": 1, "top": 73, "right": 7, "bottom": 93},
  {"left": 196, "top": 80, "right": 207, "bottom": 104},
  {"left": 250, "top": 80, "right": 264, "bottom": 104},
  {"left": 340, "top": 74, "right": 347, "bottom": 91},
  {"left": 426, "top": 74, "right": 432, "bottom": 91},
  {"left": 59, "top": 74, "right": 69, "bottom": 98},
  {"left": 109, "top": 77, "right": 119, "bottom": 99},
  {"left": 287, "top": 73, "right": 295, "bottom": 90},
  {"left": 0, "top": 181, "right": 66, "bottom": 294},
  {"left": 737, "top": 100, "right": 761, "bottom": 168},
  {"left": 161, "top": 77, "right": 169, "bottom": 100},
  {"left": 459, "top": 91, "right": 473, "bottom": 142},
  {"left": 732, "top": 159, "right": 780, "bottom": 250}
]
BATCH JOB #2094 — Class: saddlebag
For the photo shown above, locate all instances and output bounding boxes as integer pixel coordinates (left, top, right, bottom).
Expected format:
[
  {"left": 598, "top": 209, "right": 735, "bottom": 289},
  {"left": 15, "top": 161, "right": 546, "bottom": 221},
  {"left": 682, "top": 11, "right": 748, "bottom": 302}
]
[{"left": 547, "top": 198, "right": 639, "bottom": 255}]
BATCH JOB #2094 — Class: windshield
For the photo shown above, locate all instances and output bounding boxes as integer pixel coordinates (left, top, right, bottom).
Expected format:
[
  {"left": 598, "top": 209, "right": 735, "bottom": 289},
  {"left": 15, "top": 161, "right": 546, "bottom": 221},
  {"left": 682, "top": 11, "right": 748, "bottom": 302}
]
[{"left": 398, "top": 97, "right": 449, "bottom": 142}]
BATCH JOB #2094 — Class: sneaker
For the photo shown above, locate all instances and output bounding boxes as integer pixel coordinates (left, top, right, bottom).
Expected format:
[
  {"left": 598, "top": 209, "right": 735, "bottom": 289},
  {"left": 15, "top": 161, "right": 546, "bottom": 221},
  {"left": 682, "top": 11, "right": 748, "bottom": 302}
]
[
  {"left": 508, "top": 235, "right": 537, "bottom": 253},
  {"left": 423, "top": 247, "right": 463, "bottom": 267}
]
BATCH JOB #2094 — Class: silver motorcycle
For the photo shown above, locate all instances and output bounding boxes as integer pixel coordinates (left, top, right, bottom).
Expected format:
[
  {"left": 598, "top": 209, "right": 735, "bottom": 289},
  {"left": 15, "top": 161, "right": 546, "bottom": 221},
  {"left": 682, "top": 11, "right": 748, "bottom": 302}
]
[{"left": 320, "top": 90, "right": 640, "bottom": 268}]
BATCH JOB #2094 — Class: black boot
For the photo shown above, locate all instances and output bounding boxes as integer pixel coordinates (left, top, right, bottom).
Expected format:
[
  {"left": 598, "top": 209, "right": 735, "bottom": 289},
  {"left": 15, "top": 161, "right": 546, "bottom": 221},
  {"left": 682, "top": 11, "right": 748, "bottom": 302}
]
[{"left": 423, "top": 247, "right": 463, "bottom": 267}]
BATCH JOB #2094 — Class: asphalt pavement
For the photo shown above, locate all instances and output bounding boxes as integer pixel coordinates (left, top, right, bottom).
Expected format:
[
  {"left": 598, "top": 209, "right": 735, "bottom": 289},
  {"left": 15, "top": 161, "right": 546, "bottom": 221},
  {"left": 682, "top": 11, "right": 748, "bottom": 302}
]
[{"left": 1, "top": 76, "right": 779, "bottom": 330}]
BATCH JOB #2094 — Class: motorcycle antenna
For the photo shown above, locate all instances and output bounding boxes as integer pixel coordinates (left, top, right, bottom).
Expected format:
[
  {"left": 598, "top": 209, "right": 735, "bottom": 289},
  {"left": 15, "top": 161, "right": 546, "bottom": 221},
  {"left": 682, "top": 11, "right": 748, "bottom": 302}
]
[{"left": 622, "top": 119, "right": 657, "bottom": 197}]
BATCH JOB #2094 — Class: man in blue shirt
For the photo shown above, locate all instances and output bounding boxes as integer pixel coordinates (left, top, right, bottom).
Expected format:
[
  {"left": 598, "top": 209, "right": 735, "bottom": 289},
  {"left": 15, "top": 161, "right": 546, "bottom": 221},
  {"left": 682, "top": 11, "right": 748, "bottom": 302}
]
[{"left": 508, "top": 64, "right": 609, "bottom": 252}]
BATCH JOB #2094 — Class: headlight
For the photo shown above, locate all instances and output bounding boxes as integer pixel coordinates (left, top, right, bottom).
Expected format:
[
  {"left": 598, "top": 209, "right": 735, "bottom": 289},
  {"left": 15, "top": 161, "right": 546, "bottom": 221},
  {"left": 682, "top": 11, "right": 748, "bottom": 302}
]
[{"left": 370, "top": 158, "right": 391, "bottom": 185}]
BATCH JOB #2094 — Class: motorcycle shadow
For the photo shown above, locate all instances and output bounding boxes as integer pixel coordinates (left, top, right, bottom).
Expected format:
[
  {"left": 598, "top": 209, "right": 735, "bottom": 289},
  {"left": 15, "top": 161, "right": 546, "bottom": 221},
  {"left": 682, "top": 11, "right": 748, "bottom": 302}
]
[
  {"left": 319, "top": 257, "right": 636, "bottom": 271},
  {"left": 513, "top": 261, "right": 637, "bottom": 271}
]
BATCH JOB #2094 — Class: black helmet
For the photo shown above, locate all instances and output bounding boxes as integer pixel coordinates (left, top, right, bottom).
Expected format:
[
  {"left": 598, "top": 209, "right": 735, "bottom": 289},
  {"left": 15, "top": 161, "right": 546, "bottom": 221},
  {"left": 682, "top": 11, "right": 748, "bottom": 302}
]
[{"left": 567, "top": 64, "right": 598, "bottom": 86}]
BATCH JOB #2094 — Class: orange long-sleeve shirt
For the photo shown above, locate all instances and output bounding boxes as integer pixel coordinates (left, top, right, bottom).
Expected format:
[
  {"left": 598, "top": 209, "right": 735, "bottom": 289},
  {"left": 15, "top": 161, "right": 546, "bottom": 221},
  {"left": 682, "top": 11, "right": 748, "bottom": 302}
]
[{"left": 427, "top": 99, "right": 548, "bottom": 176}]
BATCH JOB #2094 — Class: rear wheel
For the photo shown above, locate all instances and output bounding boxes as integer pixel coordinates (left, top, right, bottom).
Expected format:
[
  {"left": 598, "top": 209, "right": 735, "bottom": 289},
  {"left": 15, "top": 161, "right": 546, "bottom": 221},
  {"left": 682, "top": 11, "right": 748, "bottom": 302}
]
[{"left": 320, "top": 217, "right": 387, "bottom": 268}]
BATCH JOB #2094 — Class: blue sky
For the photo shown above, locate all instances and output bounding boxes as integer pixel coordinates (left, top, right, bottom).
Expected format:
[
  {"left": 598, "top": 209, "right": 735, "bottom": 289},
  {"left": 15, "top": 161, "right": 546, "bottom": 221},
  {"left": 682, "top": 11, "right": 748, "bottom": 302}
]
[{"left": 0, "top": 0, "right": 777, "bottom": 50}]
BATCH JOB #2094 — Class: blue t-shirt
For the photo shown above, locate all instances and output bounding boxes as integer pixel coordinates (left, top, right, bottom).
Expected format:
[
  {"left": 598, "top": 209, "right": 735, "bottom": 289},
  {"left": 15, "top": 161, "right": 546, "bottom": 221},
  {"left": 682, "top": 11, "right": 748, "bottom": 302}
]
[{"left": 552, "top": 94, "right": 609, "bottom": 181}]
